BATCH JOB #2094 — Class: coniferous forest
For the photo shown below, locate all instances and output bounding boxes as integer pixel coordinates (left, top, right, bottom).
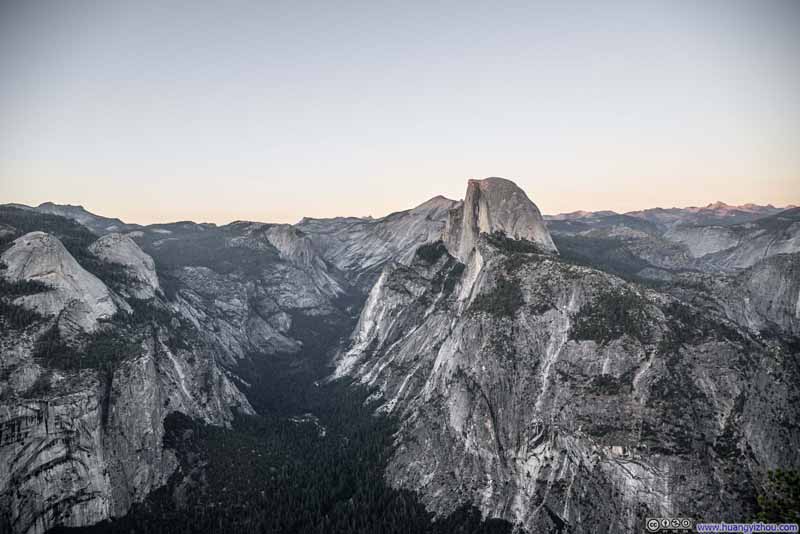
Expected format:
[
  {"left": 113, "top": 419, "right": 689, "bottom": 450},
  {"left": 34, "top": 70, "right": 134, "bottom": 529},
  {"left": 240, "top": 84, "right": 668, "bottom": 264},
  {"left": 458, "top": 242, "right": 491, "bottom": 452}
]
[
  {"left": 0, "top": 206, "right": 512, "bottom": 534},
  {"left": 44, "top": 296, "right": 513, "bottom": 534}
]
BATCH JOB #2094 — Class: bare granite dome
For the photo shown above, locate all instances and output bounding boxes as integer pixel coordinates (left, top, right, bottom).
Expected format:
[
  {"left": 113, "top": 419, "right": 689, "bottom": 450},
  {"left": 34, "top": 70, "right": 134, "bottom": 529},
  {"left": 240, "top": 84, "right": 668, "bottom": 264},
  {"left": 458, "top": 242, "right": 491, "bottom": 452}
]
[
  {"left": 89, "top": 233, "right": 160, "bottom": 299},
  {"left": 1, "top": 231, "right": 117, "bottom": 332},
  {"left": 445, "top": 177, "right": 557, "bottom": 262}
]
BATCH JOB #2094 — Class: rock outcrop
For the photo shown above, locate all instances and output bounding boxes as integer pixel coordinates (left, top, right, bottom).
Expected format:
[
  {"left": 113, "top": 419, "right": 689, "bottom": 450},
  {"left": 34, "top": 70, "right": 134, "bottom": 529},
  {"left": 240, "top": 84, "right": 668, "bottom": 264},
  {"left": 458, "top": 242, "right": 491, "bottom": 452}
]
[
  {"left": 664, "top": 208, "right": 800, "bottom": 271},
  {"left": 263, "top": 225, "right": 322, "bottom": 268},
  {"left": 1, "top": 232, "right": 117, "bottom": 333},
  {"left": 228, "top": 221, "right": 345, "bottom": 300},
  {"left": 2, "top": 185, "right": 798, "bottom": 534},
  {"left": 0, "top": 335, "right": 251, "bottom": 534},
  {"left": 172, "top": 265, "right": 302, "bottom": 361},
  {"left": 127, "top": 219, "right": 354, "bottom": 365},
  {"left": 0, "top": 224, "right": 254, "bottom": 534},
  {"left": 546, "top": 207, "right": 800, "bottom": 282},
  {"left": 336, "top": 180, "right": 799, "bottom": 533},
  {"left": 89, "top": 233, "right": 161, "bottom": 299},
  {"left": 625, "top": 202, "right": 790, "bottom": 228},
  {"left": 662, "top": 225, "right": 740, "bottom": 258},
  {"left": 33, "top": 202, "right": 139, "bottom": 235},
  {"left": 296, "top": 195, "right": 460, "bottom": 291},
  {"left": 445, "top": 177, "right": 557, "bottom": 262},
  {"left": 715, "top": 253, "right": 800, "bottom": 338}
]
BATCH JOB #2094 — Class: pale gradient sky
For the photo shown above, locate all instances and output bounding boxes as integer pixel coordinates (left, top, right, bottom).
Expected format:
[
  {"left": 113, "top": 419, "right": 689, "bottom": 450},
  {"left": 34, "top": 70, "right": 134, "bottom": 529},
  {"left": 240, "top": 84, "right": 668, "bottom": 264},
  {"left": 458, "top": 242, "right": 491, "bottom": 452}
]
[{"left": 1, "top": 0, "right": 798, "bottom": 224}]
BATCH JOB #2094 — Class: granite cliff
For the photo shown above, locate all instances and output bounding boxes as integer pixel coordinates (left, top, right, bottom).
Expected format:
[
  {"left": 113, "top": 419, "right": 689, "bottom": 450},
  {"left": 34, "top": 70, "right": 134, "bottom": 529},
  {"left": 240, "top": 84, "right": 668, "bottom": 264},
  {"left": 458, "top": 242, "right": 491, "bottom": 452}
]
[
  {"left": 1, "top": 179, "right": 797, "bottom": 533},
  {"left": 335, "top": 179, "right": 799, "bottom": 532}
]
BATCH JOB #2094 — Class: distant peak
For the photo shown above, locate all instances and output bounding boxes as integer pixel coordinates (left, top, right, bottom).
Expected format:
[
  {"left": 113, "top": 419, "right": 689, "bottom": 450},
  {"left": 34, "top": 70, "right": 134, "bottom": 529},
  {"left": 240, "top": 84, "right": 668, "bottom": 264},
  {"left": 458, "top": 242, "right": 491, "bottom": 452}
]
[
  {"left": 706, "top": 201, "right": 731, "bottom": 209},
  {"left": 445, "top": 177, "right": 557, "bottom": 261},
  {"left": 411, "top": 195, "right": 458, "bottom": 213},
  {"left": 37, "top": 201, "right": 85, "bottom": 210},
  {"left": 467, "top": 176, "right": 518, "bottom": 191},
  {"left": 546, "top": 209, "right": 618, "bottom": 220}
]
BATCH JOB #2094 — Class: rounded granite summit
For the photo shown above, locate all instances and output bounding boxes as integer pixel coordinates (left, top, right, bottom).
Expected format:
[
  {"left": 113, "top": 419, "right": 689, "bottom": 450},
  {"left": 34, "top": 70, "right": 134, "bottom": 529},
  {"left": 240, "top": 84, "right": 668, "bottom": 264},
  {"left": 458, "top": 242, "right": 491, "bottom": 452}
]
[
  {"left": 445, "top": 177, "right": 558, "bottom": 262},
  {"left": 89, "top": 232, "right": 161, "bottom": 299},
  {"left": 1, "top": 231, "right": 118, "bottom": 332}
]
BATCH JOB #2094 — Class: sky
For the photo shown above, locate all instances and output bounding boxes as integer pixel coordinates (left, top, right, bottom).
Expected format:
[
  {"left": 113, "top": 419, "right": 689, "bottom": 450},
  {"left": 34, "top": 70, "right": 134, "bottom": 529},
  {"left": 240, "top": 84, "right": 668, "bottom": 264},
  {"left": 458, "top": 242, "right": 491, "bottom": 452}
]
[{"left": 1, "top": 0, "right": 798, "bottom": 224}]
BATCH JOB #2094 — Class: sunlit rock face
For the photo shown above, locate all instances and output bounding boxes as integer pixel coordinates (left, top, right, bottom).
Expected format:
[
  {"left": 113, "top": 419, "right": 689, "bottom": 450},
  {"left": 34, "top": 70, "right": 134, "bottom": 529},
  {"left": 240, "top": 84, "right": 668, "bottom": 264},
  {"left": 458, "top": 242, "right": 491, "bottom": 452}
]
[
  {"left": 445, "top": 177, "right": 557, "bottom": 263},
  {"left": 89, "top": 233, "right": 161, "bottom": 299},
  {"left": 298, "top": 178, "right": 555, "bottom": 292},
  {"left": 263, "top": 224, "right": 323, "bottom": 268},
  {"left": 336, "top": 180, "right": 799, "bottom": 533},
  {"left": 296, "top": 195, "right": 460, "bottom": 291},
  {"left": 1, "top": 184, "right": 798, "bottom": 534},
  {"left": 1, "top": 232, "right": 117, "bottom": 333}
]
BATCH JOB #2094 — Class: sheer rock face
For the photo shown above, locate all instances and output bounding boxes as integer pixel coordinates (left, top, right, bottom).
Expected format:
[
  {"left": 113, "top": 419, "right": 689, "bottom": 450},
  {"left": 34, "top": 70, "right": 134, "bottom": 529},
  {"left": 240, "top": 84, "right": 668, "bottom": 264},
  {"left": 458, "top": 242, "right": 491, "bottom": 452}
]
[
  {"left": 0, "top": 228, "right": 253, "bottom": 534},
  {"left": 225, "top": 221, "right": 345, "bottom": 301},
  {"left": 716, "top": 253, "right": 800, "bottom": 337},
  {"left": 445, "top": 178, "right": 557, "bottom": 262},
  {"left": 336, "top": 236, "right": 799, "bottom": 533},
  {"left": 261, "top": 224, "right": 346, "bottom": 299},
  {"left": 0, "top": 334, "right": 252, "bottom": 534},
  {"left": 157, "top": 222, "right": 352, "bottom": 364},
  {"left": 1, "top": 232, "right": 117, "bottom": 332},
  {"left": 296, "top": 195, "right": 460, "bottom": 291},
  {"left": 172, "top": 265, "right": 302, "bottom": 362},
  {"left": 89, "top": 233, "right": 161, "bottom": 299},
  {"left": 263, "top": 225, "right": 322, "bottom": 268},
  {"left": 2, "top": 187, "right": 798, "bottom": 534}
]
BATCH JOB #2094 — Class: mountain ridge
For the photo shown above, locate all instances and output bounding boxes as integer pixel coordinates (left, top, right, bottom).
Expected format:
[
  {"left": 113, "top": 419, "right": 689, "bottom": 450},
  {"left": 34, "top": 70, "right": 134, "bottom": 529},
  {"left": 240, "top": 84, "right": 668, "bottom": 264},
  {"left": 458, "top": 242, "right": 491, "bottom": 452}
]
[
  {"left": 334, "top": 181, "right": 799, "bottom": 532},
  {"left": 0, "top": 178, "right": 797, "bottom": 533}
]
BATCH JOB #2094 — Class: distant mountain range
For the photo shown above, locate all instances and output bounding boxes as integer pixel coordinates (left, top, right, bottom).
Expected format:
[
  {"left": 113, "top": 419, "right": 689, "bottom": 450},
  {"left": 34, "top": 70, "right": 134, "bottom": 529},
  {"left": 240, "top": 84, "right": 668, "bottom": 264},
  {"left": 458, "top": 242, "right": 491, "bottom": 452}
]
[
  {"left": 10, "top": 199, "right": 797, "bottom": 235},
  {"left": 546, "top": 201, "right": 796, "bottom": 227},
  {"left": 1, "top": 183, "right": 798, "bottom": 534}
]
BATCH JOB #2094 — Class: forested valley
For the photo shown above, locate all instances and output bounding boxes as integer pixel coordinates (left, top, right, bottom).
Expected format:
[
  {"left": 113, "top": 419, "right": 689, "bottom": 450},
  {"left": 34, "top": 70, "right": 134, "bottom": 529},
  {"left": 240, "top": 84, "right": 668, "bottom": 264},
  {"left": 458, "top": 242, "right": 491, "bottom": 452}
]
[{"left": 46, "top": 298, "right": 513, "bottom": 534}]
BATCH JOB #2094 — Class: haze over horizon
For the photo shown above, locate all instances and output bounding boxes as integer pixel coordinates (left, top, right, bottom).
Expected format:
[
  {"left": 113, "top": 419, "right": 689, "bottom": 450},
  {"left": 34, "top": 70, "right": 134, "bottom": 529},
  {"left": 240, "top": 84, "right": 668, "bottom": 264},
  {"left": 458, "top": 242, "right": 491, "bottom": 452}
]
[
  {"left": 1, "top": 0, "right": 799, "bottom": 224},
  {"left": 4, "top": 191, "right": 800, "bottom": 228}
]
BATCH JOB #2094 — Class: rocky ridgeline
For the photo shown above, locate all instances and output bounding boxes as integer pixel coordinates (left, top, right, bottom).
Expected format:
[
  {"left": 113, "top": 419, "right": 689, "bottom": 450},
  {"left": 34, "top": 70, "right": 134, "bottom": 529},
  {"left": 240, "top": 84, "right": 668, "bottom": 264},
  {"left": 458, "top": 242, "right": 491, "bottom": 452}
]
[
  {"left": 0, "top": 225, "right": 251, "bottom": 534},
  {"left": 335, "top": 179, "right": 800, "bottom": 532},
  {"left": 0, "top": 206, "right": 363, "bottom": 533},
  {"left": 445, "top": 177, "right": 557, "bottom": 263},
  {"left": 546, "top": 204, "right": 800, "bottom": 282},
  {"left": 0, "top": 179, "right": 798, "bottom": 533},
  {"left": 88, "top": 233, "right": 161, "bottom": 300},
  {"left": 2, "top": 232, "right": 119, "bottom": 334},
  {"left": 296, "top": 195, "right": 460, "bottom": 292}
]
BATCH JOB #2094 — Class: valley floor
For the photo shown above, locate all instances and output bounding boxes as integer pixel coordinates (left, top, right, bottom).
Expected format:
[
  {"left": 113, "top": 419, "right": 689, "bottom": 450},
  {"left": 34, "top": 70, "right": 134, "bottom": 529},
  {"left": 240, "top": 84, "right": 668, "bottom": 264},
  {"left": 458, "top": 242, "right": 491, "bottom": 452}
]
[{"left": 45, "top": 317, "right": 513, "bottom": 534}]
